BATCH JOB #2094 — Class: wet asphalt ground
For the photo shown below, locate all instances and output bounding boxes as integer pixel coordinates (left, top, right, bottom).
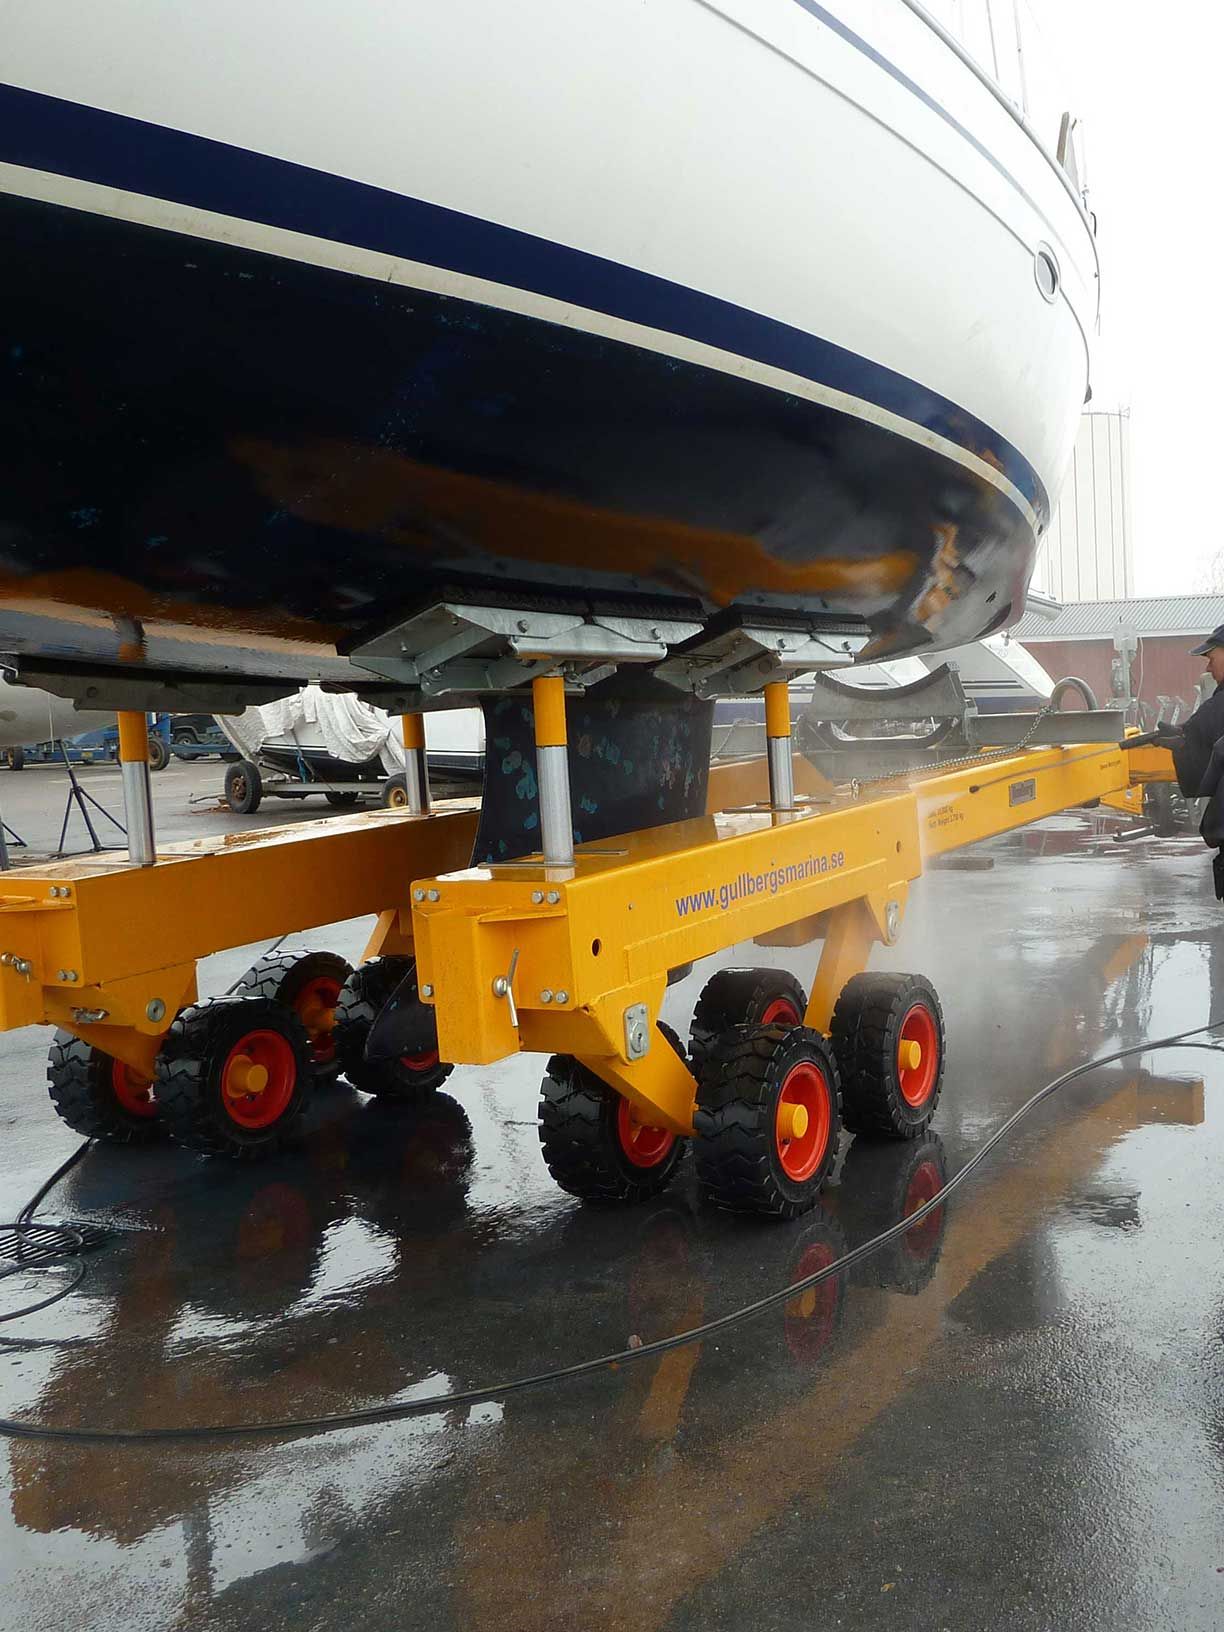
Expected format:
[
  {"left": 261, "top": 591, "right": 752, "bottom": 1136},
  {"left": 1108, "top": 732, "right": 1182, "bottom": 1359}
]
[{"left": 2, "top": 758, "right": 1224, "bottom": 1630}]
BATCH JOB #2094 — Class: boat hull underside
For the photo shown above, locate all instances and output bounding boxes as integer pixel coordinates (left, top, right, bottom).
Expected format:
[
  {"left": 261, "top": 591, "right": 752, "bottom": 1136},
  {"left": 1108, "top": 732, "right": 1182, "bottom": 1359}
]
[{"left": 0, "top": 194, "right": 1036, "bottom": 683}]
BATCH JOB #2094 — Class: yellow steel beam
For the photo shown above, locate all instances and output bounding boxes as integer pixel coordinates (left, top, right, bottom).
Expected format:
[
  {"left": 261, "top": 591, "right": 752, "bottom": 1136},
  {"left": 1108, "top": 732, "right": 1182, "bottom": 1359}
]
[
  {"left": 1101, "top": 785, "right": 1144, "bottom": 817},
  {"left": 914, "top": 742, "right": 1131, "bottom": 856},
  {"left": 413, "top": 792, "right": 920, "bottom": 1139},
  {"left": 804, "top": 899, "right": 880, "bottom": 1032},
  {"left": 414, "top": 734, "right": 1173, "bottom": 1131},
  {"left": 0, "top": 727, "right": 1176, "bottom": 1092},
  {"left": 0, "top": 803, "right": 477, "bottom": 1069},
  {"left": 1123, "top": 743, "right": 1177, "bottom": 783}
]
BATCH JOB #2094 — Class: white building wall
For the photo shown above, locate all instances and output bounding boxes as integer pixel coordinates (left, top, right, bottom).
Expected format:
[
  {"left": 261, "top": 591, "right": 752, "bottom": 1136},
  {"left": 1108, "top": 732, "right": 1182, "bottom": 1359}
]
[{"left": 1034, "top": 411, "right": 1135, "bottom": 601}]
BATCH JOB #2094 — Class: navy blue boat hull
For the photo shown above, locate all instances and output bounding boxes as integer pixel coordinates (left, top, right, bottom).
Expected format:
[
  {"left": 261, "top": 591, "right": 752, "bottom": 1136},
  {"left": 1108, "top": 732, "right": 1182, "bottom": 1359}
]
[{"left": 0, "top": 190, "right": 1036, "bottom": 676}]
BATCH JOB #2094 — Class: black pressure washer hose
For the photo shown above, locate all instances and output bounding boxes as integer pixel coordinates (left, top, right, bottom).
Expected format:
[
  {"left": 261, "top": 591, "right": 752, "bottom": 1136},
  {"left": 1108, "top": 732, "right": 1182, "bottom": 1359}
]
[
  {"left": 0, "top": 1141, "right": 92, "bottom": 1323},
  {"left": 2, "top": 1019, "right": 1221, "bottom": 1445}
]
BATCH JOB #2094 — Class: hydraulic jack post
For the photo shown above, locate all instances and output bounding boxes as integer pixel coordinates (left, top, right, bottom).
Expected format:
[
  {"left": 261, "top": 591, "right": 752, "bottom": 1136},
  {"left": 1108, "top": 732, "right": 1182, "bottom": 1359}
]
[
  {"left": 117, "top": 711, "right": 156, "bottom": 868},
  {"left": 400, "top": 713, "right": 431, "bottom": 816},
  {"left": 532, "top": 675, "right": 575, "bottom": 869},
  {"left": 764, "top": 680, "right": 796, "bottom": 812}
]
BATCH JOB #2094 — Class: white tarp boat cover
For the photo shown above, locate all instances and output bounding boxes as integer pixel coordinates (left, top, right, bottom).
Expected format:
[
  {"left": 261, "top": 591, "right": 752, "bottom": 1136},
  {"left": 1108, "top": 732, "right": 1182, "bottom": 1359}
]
[{"left": 218, "top": 686, "right": 482, "bottom": 773}]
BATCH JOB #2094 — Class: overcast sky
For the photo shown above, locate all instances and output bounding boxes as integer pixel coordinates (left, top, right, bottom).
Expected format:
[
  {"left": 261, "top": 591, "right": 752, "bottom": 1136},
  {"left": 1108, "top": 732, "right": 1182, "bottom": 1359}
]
[{"left": 1022, "top": 0, "right": 1219, "bottom": 594}]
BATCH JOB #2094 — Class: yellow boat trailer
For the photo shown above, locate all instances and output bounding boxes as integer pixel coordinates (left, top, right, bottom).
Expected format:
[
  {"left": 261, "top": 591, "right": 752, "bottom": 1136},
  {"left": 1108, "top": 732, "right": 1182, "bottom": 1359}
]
[{"left": 0, "top": 685, "right": 1178, "bottom": 1217}]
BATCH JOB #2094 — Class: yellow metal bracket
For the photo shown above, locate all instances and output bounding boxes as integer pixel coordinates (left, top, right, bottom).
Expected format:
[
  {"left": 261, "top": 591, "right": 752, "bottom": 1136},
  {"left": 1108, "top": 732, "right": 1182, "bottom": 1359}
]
[
  {"left": 412, "top": 789, "right": 919, "bottom": 1131},
  {"left": 413, "top": 733, "right": 1176, "bottom": 1135},
  {"left": 0, "top": 803, "right": 478, "bottom": 1059},
  {"left": 0, "top": 723, "right": 1183, "bottom": 1134}
]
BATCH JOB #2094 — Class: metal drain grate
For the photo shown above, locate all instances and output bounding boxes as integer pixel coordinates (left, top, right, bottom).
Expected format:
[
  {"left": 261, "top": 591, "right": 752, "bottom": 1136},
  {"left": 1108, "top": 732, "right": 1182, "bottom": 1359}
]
[{"left": 0, "top": 1221, "right": 107, "bottom": 1269}]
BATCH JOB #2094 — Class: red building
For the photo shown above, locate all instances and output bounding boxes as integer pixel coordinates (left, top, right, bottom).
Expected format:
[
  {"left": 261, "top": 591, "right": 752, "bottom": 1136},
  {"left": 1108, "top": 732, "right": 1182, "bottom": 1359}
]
[{"left": 1011, "top": 593, "right": 1224, "bottom": 718}]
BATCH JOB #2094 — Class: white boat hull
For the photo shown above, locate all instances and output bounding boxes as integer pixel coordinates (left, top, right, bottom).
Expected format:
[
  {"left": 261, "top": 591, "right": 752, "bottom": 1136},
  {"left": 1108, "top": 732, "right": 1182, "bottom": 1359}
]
[{"left": 0, "top": 0, "right": 1097, "bottom": 687}]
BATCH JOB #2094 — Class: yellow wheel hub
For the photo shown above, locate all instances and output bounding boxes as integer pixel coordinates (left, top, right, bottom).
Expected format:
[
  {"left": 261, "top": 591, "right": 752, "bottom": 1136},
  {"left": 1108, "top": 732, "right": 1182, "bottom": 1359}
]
[
  {"left": 898, "top": 1039, "right": 923, "bottom": 1072},
  {"left": 297, "top": 998, "right": 336, "bottom": 1035},
  {"left": 776, "top": 1101, "right": 810, "bottom": 1141},
  {"left": 225, "top": 1055, "right": 269, "bottom": 1098}
]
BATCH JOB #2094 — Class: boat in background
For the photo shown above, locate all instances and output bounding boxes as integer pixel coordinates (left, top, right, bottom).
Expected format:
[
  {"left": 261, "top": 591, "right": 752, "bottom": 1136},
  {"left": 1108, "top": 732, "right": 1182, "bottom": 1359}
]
[
  {"left": 711, "top": 632, "right": 1055, "bottom": 760},
  {"left": 0, "top": 0, "right": 1096, "bottom": 706},
  {"left": 217, "top": 688, "right": 484, "bottom": 812},
  {"left": 826, "top": 632, "right": 1055, "bottom": 715},
  {"left": 0, "top": 670, "right": 111, "bottom": 756}
]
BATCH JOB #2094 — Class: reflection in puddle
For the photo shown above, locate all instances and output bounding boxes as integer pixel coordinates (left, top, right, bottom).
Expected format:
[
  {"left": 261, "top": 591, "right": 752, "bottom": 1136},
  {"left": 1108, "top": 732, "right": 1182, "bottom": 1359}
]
[{"left": 5, "top": 821, "right": 1224, "bottom": 1626}]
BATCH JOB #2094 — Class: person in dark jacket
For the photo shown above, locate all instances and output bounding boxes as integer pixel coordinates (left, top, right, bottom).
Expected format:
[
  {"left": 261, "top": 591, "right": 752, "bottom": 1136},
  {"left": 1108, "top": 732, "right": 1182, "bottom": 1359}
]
[{"left": 1162, "top": 624, "right": 1224, "bottom": 895}]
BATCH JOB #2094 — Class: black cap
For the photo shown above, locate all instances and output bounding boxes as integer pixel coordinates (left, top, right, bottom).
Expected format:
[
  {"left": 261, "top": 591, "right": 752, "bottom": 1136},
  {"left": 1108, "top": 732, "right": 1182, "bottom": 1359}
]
[{"left": 1191, "top": 624, "right": 1224, "bottom": 655}]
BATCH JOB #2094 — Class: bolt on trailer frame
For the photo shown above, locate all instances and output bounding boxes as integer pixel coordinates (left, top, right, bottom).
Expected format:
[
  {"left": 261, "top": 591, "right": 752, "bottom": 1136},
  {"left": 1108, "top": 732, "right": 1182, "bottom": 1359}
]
[{"left": 0, "top": 630, "right": 1179, "bottom": 1211}]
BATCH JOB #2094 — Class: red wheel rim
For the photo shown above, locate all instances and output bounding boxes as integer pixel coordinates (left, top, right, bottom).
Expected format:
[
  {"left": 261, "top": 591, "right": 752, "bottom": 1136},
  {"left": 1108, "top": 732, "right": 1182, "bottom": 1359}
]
[
  {"left": 293, "top": 975, "right": 343, "bottom": 1065},
  {"left": 775, "top": 1059, "right": 832, "bottom": 1182},
  {"left": 616, "top": 1099, "right": 677, "bottom": 1168},
  {"left": 760, "top": 995, "right": 801, "bottom": 1026},
  {"left": 221, "top": 1029, "right": 297, "bottom": 1129},
  {"left": 900, "top": 1159, "right": 945, "bottom": 1261},
  {"left": 111, "top": 1058, "right": 156, "bottom": 1118},
  {"left": 897, "top": 1004, "right": 939, "bottom": 1107},
  {"left": 400, "top": 1044, "right": 440, "bottom": 1073},
  {"left": 783, "top": 1241, "right": 840, "bottom": 1363}
]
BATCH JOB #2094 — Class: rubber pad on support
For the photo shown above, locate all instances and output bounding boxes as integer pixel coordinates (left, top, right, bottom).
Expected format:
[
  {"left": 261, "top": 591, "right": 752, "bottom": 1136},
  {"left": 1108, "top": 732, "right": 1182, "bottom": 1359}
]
[{"left": 473, "top": 674, "right": 714, "bottom": 864}]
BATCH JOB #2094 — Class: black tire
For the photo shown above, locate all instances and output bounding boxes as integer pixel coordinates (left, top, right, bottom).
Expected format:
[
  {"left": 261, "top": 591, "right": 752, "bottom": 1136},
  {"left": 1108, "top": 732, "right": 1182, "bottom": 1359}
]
[
  {"left": 147, "top": 733, "right": 170, "bottom": 772},
  {"left": 538, "top": 1024, "right": 689, "bottom": 1204},
  {"left": 380, "top": 774, "right": 409, "bottom": 809},
  {"left": 46, "top": 1032, "right": 161, "bottom": 1144},
  {"left": 831, "top": 972, "right": 945, "bottom": 1139},
  {"left": 7, "top": 746, "right": 24, "bottom": 772},
  {"left": 694, "top": 1024, "right": 841, "bottom": 1219},
  {"left": 230, "top": 948, "right": 354, "bottom": 1079},
  {"left": 324, "top": 790, "right": 361, "bottom": 809},
  {"left": 334, "top": 957, "right": 453, "bottom": 1098},
  {"left": 154, "top": 995, "right": 313, "bottom": 1158},
  {"left": 172, "top": 727, "right": 199, "bottom": 746},
  {"left": 224, "top": 758, "right": 263, "bottom": 814},
  {"left": 838, "top": 1132, "right": 948, "bottom": 1295},
  {"left": 689, "top": 966, "right": 808, "bottom": 1071}
]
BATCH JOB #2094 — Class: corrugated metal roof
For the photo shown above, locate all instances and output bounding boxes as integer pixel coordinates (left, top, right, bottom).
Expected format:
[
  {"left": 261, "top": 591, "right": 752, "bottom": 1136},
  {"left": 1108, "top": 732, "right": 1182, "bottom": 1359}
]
[{"left": 1012, "top": 593, "right": 1224, "bottom": 641}]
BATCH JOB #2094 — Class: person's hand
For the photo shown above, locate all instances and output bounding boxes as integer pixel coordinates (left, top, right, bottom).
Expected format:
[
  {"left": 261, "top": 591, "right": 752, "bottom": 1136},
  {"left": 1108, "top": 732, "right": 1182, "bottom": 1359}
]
[{"left": 1154, "top": 720, "right": 1185, "bottom": 746}]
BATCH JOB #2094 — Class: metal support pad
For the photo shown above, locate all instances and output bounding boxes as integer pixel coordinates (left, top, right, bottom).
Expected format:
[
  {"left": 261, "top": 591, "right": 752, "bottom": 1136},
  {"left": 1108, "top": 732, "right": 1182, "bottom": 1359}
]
[
  {"left": 9, "top": 660, "right": 303, "bottom": 715},
  {"left": 351, "top": 602, "right": 703, "bottom": 693},
  {"left": 655, "top": 621, "right": 869, "bottom": 698}
]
